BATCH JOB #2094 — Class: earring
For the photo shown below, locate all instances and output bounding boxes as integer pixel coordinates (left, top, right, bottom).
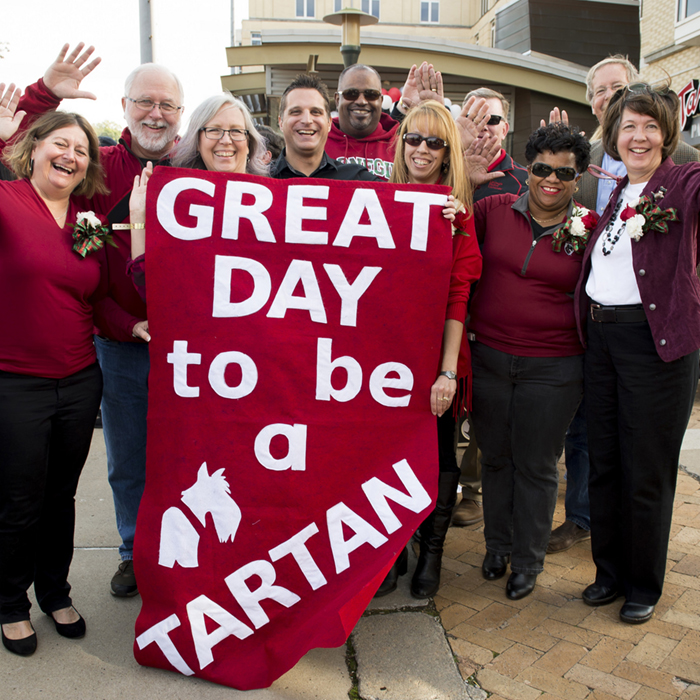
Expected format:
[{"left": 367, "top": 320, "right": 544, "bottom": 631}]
[
  {"left": 30, "top": 159, "right": 34, "bottom": 175},
  {"left": 574, "top": 185, "right": 579, "bottom": 192},
  {"left": 441, "top": 160, "right": 449, "bottom": 171},
  {"left": 525, "top": 178, "right": 529, "bottom": 186}
]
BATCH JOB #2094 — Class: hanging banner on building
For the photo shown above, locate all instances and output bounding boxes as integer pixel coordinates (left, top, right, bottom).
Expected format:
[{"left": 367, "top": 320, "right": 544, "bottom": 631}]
[{"left": 132, "top": 167, "right": 453, "bottom": 690}]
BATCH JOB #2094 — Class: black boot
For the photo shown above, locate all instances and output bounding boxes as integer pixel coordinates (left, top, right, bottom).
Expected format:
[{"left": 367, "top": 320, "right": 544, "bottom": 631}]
[
  {"left": 374, "top": 547, "right": 408, "bottom": 598},
  {"left": 411, "top": 471, "right": 460, "bottom": 598}
]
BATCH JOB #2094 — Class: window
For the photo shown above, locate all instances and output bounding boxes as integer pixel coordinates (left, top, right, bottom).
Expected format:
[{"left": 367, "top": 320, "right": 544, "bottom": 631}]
[
  {"left": 334, "top": 0, "right": 341, "bottom": 10},
  {"left": 296, "top": 0, "right": 315, "bottom": 18},
  {"left": 679, "top": 0, "right": 700, "bottom": 20},
  {"left": 251, "top": 32, "right": 262, "bottom": 46},
  {"left": 420, "top": 0, "right": 439, "bottom": 23},
  {"left": 362, "top": 0, "right": 380, "bottom": 18},
  {"left": 481, "top": 0, "right": 489, "bottom": 15},
  {"left": 491, "top": 19, "right": 496, "bottom": 46}
]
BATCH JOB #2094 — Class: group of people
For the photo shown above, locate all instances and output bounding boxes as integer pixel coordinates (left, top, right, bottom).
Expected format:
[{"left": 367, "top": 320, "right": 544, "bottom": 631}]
[{"left": 1, "top": 42, "right": 699, "bottom": 660}]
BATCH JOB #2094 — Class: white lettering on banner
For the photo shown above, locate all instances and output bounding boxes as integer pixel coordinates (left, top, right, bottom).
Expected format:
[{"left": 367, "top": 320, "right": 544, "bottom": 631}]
[
  {"left": 286, "top": 185, "right": 330, "bottom": 244},
  {"left": 187, "top": 595, "right": 254, "bottom": 669},
  {"left": 221, "top": 181, "right": 276, "bottom": 242},
  {"left": 136, "top": 614, "right": 194, "bottom": 675},
  {"left": 208, "top": 351, "right": 258, "bottom": 399},
  {"left": 141, "top": 457, "right": 432, "bottom": 673},
  {"left": 225, "top": 560, "right": 301, "bottom": 629},
  {"left": 212, "top": 256, "right": 272, "bottom": 318},
  {"left": 315, "top": 338, "right": 413, "bottom": 405},
  {"left": 333, "top": 189, "right": 395, "bottom": 248},
  {"left": 156, "top": 176, "right": 449, "bottom": 252},
  {"left": 268, "top": 524, "right": 328, "bottom": 590},
  {"left": 254, "top": 423, "right": 308, "bottom": 471},
  {"left": 212, "top": 257, "right": 380, "bottom": 325},
  {"left": 167, "top": 341, "right": 202, "bottom": 397},
  {"left": 393, "top": 191, "right": 448, "bottom": 252},
  {"left": 158, "top": 178, "right": 216, "bottom": 240}
]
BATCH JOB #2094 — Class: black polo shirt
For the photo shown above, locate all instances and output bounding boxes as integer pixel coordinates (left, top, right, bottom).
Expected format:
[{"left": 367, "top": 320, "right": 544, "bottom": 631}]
[{"left": 271, "top": 150, "right": 382, "bottom": 182}]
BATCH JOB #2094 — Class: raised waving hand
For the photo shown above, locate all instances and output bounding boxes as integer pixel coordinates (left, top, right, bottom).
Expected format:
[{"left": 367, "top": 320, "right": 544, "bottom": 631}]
[
  {"left": 43, "top": 43, "right": 102, "bottom": 100},
  {"left": 0, "top": 83, "right": 26, "bottom": 142}
]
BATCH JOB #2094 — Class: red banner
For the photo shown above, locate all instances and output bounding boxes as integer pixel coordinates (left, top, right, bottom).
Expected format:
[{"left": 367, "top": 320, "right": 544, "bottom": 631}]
[{"left": 133, "top": 167, "right": 453, "bottom": 689}]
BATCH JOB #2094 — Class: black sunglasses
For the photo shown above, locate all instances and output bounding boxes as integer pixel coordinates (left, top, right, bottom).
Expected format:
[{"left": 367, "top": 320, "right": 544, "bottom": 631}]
[
  {"left": 338, "top": 88, "right": 382, "bottom": 102},
  {"left": 403, "top": 133, "right": 449, "bottom": 150},
  {"left": 487, "top": 115, "right": 505, "bottom": 126},
  {"left": 530, "top": 162, "right": 578, "bottom": 182}
]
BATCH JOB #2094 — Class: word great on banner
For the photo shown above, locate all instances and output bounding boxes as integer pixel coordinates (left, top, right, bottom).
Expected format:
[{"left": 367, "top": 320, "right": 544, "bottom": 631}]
[{"left": 133, "top": 169, "right": 454, "bottom": 690}]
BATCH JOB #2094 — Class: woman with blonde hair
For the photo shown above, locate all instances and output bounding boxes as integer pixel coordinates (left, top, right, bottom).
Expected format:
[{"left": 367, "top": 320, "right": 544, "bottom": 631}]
[{"left": 377, "top": 102, "right": 482, "bottom": 598}]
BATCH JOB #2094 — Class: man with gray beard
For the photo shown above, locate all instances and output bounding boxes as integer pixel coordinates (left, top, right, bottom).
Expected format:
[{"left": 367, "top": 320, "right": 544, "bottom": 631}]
[{"left": 15, "top": 44, "right": 185, "bottom": 597}]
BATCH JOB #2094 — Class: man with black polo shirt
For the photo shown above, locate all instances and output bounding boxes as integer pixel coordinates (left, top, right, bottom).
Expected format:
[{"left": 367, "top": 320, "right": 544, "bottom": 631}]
[{"left": 273, "top": 73, "right": 382, "bottom": 182}]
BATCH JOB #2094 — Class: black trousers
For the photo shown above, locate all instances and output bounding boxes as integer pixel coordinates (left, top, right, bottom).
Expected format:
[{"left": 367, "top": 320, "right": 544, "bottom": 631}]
[
  {"left": 585, "top": 319, "right": 699, "bottom": 605},
  {"left": 0, "top": 363, "right": 102, "bottom": 623}
]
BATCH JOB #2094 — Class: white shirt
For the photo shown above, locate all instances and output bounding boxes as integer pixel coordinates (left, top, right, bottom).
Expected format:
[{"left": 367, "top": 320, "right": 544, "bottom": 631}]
[{"left": 586, "top": 181, "right": 647, "bottom": 306}]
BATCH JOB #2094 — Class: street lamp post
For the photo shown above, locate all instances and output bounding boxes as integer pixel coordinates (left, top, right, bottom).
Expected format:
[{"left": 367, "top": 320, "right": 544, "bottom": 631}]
[{"left": 323, "top": 8, "right": 378, "bottom": 68}]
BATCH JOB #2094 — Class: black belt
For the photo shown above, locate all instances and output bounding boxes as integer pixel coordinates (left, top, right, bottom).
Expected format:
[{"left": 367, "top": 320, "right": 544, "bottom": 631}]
[{"left": 590, "top": 303, "right": 647, "bottom": 323}]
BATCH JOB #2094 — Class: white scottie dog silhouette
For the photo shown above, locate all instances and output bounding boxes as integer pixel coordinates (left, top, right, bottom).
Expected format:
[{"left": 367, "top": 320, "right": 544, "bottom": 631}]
[{"left": 158, "top": 462, "right": 241, "bottom": 569}]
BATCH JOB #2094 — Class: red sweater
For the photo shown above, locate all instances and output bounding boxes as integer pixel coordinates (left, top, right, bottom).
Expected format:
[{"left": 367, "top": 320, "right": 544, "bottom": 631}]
[
  {"left": 0, "top": 179, "right": 106, "bottom": 377},
  {"left": 470, "top": 193, "right": 584, "bottom": 357},
  {"left": 325, "top": 113, "right": 399, "bottom": 181},
  {"left": 12, "top": 79, "right": 163, "bottom": 342}
]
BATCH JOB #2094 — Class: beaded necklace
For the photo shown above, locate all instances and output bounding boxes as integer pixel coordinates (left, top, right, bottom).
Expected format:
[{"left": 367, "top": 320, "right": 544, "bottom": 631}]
[{"left": 600, "top": 198, "right": 626, "bottom": 256}]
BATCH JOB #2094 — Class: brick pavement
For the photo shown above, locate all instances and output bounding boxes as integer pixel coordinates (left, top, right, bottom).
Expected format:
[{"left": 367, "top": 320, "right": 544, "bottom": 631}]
[{"left": 436, "top": 395, "right": 700, "bottom": 700}]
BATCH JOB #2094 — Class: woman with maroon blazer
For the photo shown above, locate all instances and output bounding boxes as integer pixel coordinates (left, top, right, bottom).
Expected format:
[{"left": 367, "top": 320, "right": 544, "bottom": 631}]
[
  {"left": 0, "top": 91, "right": 108, "bottom": 656},
  {"left": 574, "top": 84, "right": 700, "bottom": 625}
]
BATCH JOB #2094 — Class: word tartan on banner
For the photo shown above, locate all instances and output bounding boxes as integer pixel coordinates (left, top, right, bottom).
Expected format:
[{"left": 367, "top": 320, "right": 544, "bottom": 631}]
[{"left": 132, "top": 167, "right": 454, "bottom": 689}]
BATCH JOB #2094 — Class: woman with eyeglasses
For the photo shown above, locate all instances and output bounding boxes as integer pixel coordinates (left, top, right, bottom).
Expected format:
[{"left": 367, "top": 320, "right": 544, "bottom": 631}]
[
  {"left": 127, "top": 94, "right": 269, "bottom": 292},
  {"left": 574, "top": 84, "right": 700, "bottom": 624},
  {"left": 468, "top": 122, "right": 592, "bottom": 600},
  {"left": 379, "top": 102, "right": 482, "bottom": 598}
]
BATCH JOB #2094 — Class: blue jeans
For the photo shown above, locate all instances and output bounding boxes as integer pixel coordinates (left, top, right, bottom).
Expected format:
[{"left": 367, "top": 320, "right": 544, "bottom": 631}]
[
  {"left": 471, "top": 342, "right": 583, "bottom": 574},
  {"left": 94, "top": 337, "right": 150, "bottom": 560},
  {"left": 563, "top": 398, "right": 590, "bottom": 530}
]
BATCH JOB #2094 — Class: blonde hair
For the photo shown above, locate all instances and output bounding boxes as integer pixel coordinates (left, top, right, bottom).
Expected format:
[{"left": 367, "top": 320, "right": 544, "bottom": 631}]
[{"left": 390, "top": 102, "right": 472, "bottom": 213}]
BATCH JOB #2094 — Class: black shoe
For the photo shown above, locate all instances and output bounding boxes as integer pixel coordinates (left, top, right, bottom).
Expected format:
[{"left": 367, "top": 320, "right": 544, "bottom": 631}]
[
  {"left": 506, "top": 572, "right": 537, "bottom": 600},
  {"left": 1, "top": 624, "right": 37, "bottom": 656},
  {"left": 582, "top": 583, "right": 620, "bottom": 607},
  {"left": 111, "top": 559, "right": 138, "bottom": 597},
  {"left": 48, "top": 607, "right": 85, "bottom": 639},
  {"left": 620, "top": 602, "right": 654, "bottom": 624},
  {"left": 374, "top": 548, "right": 408, "bottom": 598},
  {"left": 482, "top": 552, "right": 509, "bottom": 581}
]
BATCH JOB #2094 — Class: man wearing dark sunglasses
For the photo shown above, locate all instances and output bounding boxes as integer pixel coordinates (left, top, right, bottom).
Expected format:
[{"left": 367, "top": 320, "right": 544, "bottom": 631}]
[{"left": 326, "top": 64, "right": 400, "bottom": 181}]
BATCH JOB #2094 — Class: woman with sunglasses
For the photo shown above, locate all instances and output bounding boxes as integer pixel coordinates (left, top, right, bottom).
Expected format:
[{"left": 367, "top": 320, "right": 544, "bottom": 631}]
[
  {"left": 380, "top": 101, "right": 482, "bottom": 598},
  {"left": 469, "top": 122, "right": 591, "bottom": 600},
  {"left": 574, "top": 84, "right": 700, "bottom": 624},
  {"left": 127, "top": 94, "right": 269, "bottom": 293}
]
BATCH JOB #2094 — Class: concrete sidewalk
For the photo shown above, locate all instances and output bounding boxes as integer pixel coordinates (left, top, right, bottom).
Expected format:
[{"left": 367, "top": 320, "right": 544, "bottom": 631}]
[{"left": 3, "top": 396, "right": 700, "bottom": 699}]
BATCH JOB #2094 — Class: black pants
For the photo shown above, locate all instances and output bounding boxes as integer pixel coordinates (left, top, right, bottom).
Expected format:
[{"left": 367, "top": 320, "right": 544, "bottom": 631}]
[
  {"left": 0, "top": 363, "right": 102, "bottom": 624},
  {"left": 471, "top": 341, "right": 583, "bottom": 574},
  {"left": 585, "top": 319, "right": 699, "bottom": 605}
]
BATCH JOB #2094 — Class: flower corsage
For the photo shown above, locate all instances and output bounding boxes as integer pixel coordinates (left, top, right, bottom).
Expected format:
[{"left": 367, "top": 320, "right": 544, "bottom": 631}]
[
  {"left": 620, "top": 190, "right": 679, "bottom": 242},
  {"left": 551, "top": 205, "right": 599, "bottom": 254},
  {"left": 71, "top": 211, "right": 117, "bottom": 258}
]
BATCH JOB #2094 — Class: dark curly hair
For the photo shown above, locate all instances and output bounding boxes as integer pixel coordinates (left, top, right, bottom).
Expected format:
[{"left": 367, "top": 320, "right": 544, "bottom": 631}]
[{"left": 524, "top": 122, "right": 591, "bottom": 174}]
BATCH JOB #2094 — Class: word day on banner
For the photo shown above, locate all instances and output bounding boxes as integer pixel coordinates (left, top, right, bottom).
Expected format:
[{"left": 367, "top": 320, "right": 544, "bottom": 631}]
[{"left": 133, "top": 167, "right": 454, "bottom": 689}]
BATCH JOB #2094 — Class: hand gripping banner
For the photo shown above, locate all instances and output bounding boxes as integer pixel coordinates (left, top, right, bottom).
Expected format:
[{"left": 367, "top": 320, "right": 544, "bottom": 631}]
[{"left": 133, "top": 167, "right": 453, "bottom": 689}]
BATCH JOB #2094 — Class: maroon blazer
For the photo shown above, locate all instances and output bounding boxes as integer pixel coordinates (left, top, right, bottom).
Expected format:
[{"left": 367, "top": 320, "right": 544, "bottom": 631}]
[{"left": 575, "top": 157, "right": 700, "bottom": 362}]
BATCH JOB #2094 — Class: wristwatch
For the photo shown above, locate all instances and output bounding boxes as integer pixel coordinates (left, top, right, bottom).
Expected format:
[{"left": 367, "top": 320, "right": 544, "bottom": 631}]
[{"left": 439, "top": 371, "right": 457, "bottom": 381}]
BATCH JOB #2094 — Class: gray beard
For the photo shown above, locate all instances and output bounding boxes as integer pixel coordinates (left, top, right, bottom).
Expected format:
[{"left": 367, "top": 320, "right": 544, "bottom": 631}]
[{"left": 126, "top": 115, "right": 179, "bottom": 157}]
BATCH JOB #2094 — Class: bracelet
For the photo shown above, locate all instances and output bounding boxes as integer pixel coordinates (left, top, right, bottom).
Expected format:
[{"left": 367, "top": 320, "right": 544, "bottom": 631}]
[
  {"left": 113, "top": 223, "right": 145, "bottom": 230},
  {"left": 439, "top": 371, "right": 457, "bottom": 381}
]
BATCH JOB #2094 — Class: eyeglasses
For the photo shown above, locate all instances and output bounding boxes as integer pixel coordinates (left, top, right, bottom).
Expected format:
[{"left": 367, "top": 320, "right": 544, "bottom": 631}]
[
  {"left": 338, "top": 88, "right": 382, "bottom": 102},
  {"left": 626, "top": 82, "right": 670, "bottom": 97},
  {"left": 403, "top": 133, "right": 449, "bottom": 150},
  {"left": 486, "top": 115, "right": 505, "bottom": 126},
  {"left": 200, "top": 128, "right": 249, "bottom": 141},
  {"left": 530, "top": 162, "right": 578, "bottom": 182},
  {"left": 127, "top": 97, "right": 182, "bottom": 114}
]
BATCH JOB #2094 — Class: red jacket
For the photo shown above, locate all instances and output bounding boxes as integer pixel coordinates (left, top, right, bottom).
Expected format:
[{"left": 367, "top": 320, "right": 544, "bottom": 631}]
[
  {"left": 325, "top": 113, "right": 399, "bottom": 180},
  {"left": 470, "top": 193, "right": 584, "bottom": 357},
  {"left": 13, "top": 79, "right": 171, "bottom": 342}
]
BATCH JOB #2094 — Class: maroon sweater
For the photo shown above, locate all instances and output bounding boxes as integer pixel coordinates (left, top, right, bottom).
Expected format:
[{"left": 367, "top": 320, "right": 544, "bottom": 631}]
[
  {"left": 0, "top": 179, "right": 105, "bottom": 377},
  {"left": 470, "top": 193, "right": 584, "bottom": 357}
]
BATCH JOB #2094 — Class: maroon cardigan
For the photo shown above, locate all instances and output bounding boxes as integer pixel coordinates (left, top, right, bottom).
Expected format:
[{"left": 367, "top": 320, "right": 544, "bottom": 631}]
[{"left": 575, "top": 157, "right": 700, "bottom": 362}]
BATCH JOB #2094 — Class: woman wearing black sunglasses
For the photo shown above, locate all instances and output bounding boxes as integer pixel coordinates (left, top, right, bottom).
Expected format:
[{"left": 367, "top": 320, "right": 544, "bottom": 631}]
[
  {"left": 378, "top": 102, "right": 482, "bottom": 599},
  {"left": 574, "top": 84, "right": 700, "bottom": 624},
  {"left": 468, "top": 122, "right": 592, "bottom": 600}
]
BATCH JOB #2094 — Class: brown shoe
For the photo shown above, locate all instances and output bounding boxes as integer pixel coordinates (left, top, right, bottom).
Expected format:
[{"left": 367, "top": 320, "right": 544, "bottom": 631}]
[
  {"left": 547, "top": 521, "right": 590, "bottom": 553},
  {"left": 451, "top": 499, "right": 483, "bottom": 526}
]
